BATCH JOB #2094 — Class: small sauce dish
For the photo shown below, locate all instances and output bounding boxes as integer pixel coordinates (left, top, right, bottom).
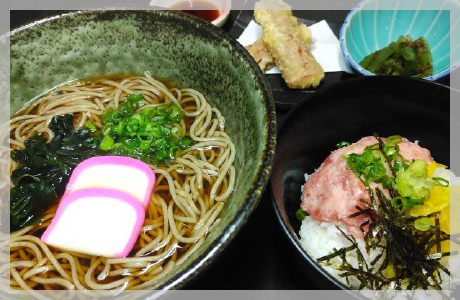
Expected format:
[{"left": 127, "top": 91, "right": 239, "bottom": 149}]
[{"left": 150, "top": 0, "right": 231, "bottom": 27}]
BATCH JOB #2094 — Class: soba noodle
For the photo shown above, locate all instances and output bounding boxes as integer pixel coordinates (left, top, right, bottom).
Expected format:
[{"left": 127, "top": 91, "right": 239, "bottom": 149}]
[{"left": 1, "top": 71, "right": 236, "bottom": 291}]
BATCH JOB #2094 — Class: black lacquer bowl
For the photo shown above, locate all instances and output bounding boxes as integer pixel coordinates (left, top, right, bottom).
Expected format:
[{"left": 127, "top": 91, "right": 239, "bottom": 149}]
[{"left": 270, "top": 76, "right": 450, "bottom": 290}]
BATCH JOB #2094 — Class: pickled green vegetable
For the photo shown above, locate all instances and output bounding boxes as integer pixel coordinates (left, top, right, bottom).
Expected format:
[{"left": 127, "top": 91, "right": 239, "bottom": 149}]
[{"left": 359, "top": 35, "right": 433, "bottom": 78}]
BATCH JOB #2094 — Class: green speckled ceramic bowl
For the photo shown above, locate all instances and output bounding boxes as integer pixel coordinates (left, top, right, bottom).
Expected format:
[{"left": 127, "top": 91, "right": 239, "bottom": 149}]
[{"left": 9, "top": 10, "right": 276, "bottom": 290}]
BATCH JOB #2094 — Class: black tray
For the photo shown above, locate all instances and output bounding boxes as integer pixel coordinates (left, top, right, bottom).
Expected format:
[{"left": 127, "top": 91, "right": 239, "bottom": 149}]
[
  {"left": 9, "top": 9, "right": 452, "bottom": 290},
  {"left": 225, "top": 10, "right": 450, "bottom": 111},
  {"left": 227, "top": 10, "right": 354, "bottom": 111}
]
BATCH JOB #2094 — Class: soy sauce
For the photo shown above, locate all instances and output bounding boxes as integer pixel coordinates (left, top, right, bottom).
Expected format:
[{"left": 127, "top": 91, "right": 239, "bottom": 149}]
[{"left": 170, "top": 0, "right": 220, "bottom": 23}]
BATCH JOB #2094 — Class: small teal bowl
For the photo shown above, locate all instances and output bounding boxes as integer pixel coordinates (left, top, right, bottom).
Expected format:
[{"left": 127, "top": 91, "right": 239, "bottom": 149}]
[{"left": 340, "top": 0, "right": 460, "bottom": 80}]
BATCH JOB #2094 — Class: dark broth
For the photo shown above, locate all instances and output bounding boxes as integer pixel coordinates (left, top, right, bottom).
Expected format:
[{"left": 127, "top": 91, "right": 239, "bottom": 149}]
[{"left": 9, "top": 75, "right": 230, "bottom": 290}]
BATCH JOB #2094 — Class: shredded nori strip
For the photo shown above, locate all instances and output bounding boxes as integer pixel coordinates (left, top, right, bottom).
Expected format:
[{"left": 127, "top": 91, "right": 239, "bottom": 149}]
[{"left": 316, "top": 135, "right": 455, "bottom": 290}]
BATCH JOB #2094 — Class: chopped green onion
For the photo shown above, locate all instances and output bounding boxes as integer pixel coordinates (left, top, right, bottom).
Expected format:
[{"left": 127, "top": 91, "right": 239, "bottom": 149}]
[
  {"left": 346, "top": 149, "right": 392, "bottom": 186},
  {"left": 85, "top": 121, "right": 97, "bottom": 132},
  {"left": 139, "top": 140, "right": 151, "bottom": 151},
  {"left": 162, "top": 127, "right": 171, "bottom": 136},
  {"left": 151, "top": 126, "right": 163, "bottom": 139},
  {"left": 137, "top": 132, "right": 154, "bottom": 143},
  {"left": 155, "top": 149, "right": 168, "bottom": 161},
  {"left": 393, "top": 160, "right": 408, "bottom": 172},
  {"left": 127, "top": 93, "right": 145, "bottom": 103},
  {"left": 171, "top": 127, "right": 183, "bottom": 139},
  {"left": 391, "top": 196, "right": 408, "bottom": 212},
  {"left": 112, "top": 142, "right": 123, "bottom": 149},
  {"left": 408, "top": 198, "right": 424, "bottom": 207},
  {"left": 98, "top": 95, "right": 191, "bottom": 164},
  {"left": 336, "top": 141, "right": 350, "bottom": 148},
  {"left": 170, "top": 104, "right": 184, "bottom": 122},
  {"left": 116, "top": 122, "right": 124, "bottom": 136},
  {"left": 296, "top": 209, "right": 308, "bottom": 221},
  {"left": 169, "top": 146, "right": 181, "bottom": 159},
  {"left": 100, "top": 135, "right": 114, "bottom": 151},
  {"left": 385, "top": 146, "right": 397, "bottom": 156},
  {"left": 102, "top": 125, "right": 112, "bottom": 136},
  {"left": 391, "top": 196, "right": 424, "bottom": 213},
  {"left": 179, "top": 138, "right": 192, "bottom": 150},
  {"left": 432, "top": 177, "right": 449, "bottom": 187},
  {"left": 414, "top": 217, "right": 431, "bottom": 231}
]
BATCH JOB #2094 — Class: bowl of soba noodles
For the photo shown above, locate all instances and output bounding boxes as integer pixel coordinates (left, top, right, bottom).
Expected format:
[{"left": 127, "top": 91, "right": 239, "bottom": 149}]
[{"left": 1, "top": 9, "right": 276, "bottom": 296}]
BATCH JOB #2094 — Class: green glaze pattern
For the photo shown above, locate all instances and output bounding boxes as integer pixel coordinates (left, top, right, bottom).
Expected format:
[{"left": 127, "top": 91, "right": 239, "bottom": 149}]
[{"left": 9, "top": 10, "right": 276, "bottom": 290}]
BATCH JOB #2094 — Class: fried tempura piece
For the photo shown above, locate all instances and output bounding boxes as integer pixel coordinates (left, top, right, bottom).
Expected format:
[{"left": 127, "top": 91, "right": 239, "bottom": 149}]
[
  {"left": 254, "top": 0, "right": 291, "bottom": 10},
  {"left": 254, "top": 10, "right": 325, "bottom": 89},
  {"left": 298, "top": 24, "right": 312, "bottom": 49},
  {"left": 246, "top": 23, "right": 312, "bottom": 72},
  {"left": 245, "top": 39, "right": 276, "bottom": 71}
]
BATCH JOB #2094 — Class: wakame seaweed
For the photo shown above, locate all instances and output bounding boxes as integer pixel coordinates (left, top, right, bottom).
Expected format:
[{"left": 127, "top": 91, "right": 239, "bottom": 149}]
[
  {"left": 316, "top": 135, "right": 457, "bottom": 289},
  {"left": 5, "top": 115, "right": 102, "bottom": 231}
]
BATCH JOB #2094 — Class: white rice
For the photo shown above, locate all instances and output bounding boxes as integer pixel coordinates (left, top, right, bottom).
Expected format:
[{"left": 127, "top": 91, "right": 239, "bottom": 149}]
[
  {"left": 299, "top": 216, "right": 381, "bottom": 288},
  {"left": 298, "top": 170, "right": 460, "bottom": 290},
  {"left": 299, "top": 216, "right": 458, "bottom": 290}
]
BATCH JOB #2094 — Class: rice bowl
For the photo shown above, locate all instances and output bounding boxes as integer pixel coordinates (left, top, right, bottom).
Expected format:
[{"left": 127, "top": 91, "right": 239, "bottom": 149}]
[
  {"left": 299, "top": 171, "right": 460, "bottom": 290},
  {"left": 270, "top": 75, "right": 453, "bottom": 291},
  {"left": 297, "top": 135, "right": 456, "bottom": 290}
]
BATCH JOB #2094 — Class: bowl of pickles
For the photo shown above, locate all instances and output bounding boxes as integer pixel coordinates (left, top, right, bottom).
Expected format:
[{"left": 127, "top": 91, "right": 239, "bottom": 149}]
[{"left": 340, "top": 0, "right": 460, "bottom": 80}]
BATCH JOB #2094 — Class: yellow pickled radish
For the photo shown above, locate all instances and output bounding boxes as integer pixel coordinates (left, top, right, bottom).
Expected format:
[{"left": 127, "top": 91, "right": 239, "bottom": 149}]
[
  {"left": 385, "top": 264, "right": 396, "bottom": 278},
  {"left": 427, "top": 162, "right": 446, "bottom": 178},
  {"left": 409, "top": 186, "right": 450, "bottom": 218}
]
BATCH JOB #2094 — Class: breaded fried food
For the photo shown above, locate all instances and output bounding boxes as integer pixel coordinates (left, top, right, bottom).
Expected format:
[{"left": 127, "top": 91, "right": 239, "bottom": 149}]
[
  {"left": 298, "top": 23, "right": 313, "bottom": 49},
  {"left": 254, "top": 10, "right": 325, "bottom": 89},
  {"left": 245, "top": 39, "right": 276, "bottom": 71},
  {"left": 246, "top": 23, "right": 312, "bottom": 72}
]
